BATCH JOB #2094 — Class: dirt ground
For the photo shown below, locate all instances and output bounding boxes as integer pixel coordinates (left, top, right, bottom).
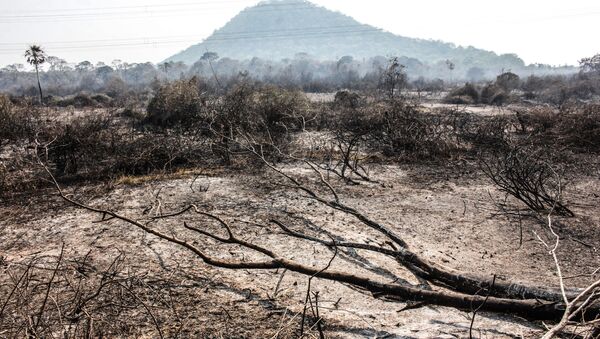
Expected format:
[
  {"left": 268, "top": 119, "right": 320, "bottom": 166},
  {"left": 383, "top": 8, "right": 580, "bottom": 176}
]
[{"left": 2, "top": 145, "right": 599, "bottom": 338}]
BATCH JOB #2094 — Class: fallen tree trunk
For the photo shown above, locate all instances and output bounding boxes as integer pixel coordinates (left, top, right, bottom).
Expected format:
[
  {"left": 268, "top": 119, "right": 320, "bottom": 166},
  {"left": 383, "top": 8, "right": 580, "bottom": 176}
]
[{"left": 274, "top": 219, "right": 575, "bottom": 303}]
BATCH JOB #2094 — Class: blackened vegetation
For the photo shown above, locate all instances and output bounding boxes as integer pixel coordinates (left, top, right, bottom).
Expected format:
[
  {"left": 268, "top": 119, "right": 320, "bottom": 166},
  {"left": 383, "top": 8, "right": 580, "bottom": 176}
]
[
  {"left": 2, "top": 81, "right": 599, "bottom": 203},
  {"left": 480, "top": 146, "right": 574, "bottom": 217},
  {"left": 2, "top": 58, "right": 600, "bottom": 338}
]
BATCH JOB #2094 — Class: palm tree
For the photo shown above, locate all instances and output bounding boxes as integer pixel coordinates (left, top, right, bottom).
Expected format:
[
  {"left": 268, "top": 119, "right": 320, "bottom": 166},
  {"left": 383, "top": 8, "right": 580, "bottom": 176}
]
[{"left": 24, "top": 45, "right": 47, "bottom": 104}]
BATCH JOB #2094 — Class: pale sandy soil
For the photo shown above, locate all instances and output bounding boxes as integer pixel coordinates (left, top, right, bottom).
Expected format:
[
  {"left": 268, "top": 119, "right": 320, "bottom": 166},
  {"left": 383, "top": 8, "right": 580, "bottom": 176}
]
[
  {"left": 2, "top": 153, "right": 599, "bottom": 337},
  {"left": 306, "top": 91, "right": 529, "bottom": 117}
]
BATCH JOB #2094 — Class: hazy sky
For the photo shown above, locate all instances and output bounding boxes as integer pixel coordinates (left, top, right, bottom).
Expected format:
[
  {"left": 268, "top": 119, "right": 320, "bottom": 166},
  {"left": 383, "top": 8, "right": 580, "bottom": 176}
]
[{"left": 1, "top": 0, "right": 598, "bottom": 68}]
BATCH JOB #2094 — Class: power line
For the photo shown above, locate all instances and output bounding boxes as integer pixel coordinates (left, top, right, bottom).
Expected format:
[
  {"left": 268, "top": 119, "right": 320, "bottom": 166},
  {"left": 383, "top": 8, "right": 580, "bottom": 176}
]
[
  {"left": 0, "top": 24, "right": 373, "bottom": 47},
  {"left": 0, "top": 27, "right": 383, "bottom": 55},
  {"left": 0, "top": 2, "right": 321, "bottom": 22},
  {"left": 1, "top": 0, "right": 255, "bottom": 15}
]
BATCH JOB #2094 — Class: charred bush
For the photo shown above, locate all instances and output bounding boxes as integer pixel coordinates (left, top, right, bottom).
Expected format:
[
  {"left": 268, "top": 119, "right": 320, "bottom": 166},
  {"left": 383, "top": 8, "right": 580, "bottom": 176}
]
[
  {"left": 516, "top": 104, "right": 600, "bottom": 152},
  {"left": 45, "top": 116, "right": 115, "bottom": 175},
  {"left": 40, "top": 113, "right": 212, "bottom": 179},
  {"left": 216, "top": 83, "right": 308, "bottom": 136},
  {"left": 377, "top": 100, "right": 455, "bottom": 159},
  {"left": 112, "top": 133, "right": 208, "bottom": 175},
  {"left": 521, "top": 74, "right": 599, "bottom": 105},
  {"left": 48, "top": 93, "right": 111, "bottom": 108},
  {"left": 480, "top": 145, "right": 573, "bottom": 217},
  {"left": 328, "top": 99, "right": 460, "bottom": 162},
  {"left": 495, "top": 72, "right": 520, "bottom": 92},
  {"left": 254, "top": 86, "right": 308, "bottom": 135},
  {"left": 333, "top": 90, "right": 364, "bottom": 110},
  {"left": 558, "top": 103, "right": 600, "bottom": 151},
  {"left": 326, "top": 101, "right": 385, "bottom": 182},
  {"left": 0, "top": 95, "right": 39, "bottom": 144},
  {"left": 459, "top": 115, "right": 513, "bottom": 149},
  {"left": 91, "top": 93, "right": 113, "bottom": 106},
  {"left": 444, "top": 83, "right": 480, "bottom": 104},
  {"left": 480, "top": 83, "right": 510, "bottom": 106},
  {"left": 146, "top": 78, "right": 204, "bottom": 126}
]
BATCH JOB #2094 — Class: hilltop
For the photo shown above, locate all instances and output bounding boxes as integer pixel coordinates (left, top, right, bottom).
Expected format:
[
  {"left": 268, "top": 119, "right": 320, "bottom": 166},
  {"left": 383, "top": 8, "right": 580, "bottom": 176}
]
[{"left": 166, "top": 0, "right": 526, "bottom": 71}]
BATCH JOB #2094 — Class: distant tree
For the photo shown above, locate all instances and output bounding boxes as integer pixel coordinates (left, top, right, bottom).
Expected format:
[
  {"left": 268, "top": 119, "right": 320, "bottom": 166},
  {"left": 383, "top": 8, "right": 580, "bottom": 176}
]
[
  {"left": 46, "top": 56, "right": 65, "bottom": 72},
  {"left": 445, "top": 59, "right": 456, "bottom": 83},
  {"left": 76, "top": 61, "right": 94, "bottom": 72},
  {"left": 336, "top": 55, "right": 354, "bottom": 70},
  {"left": 111, "top": 59, "right": 124, "bottom": 71},
  {"left": 159, "top": 61, "right": 173, "bottom": 74},
  {"left": 95, "top": 65, "right": 114, "bottom": 82},
  {"left": 76, "top": 61, "right": 92, "bottom": 72},
  {"left": 380, "top": 57, "right": 407, "bottom": 99},
  {"left": 1, "top": 64, "right": 24, "bottom": 82},
  {"left": 201, "top": 52, "right": 219, "bottom": 61},
  {"left": 412, "top": 76, "right": 427, "bottom": 99},
  {"left": 24, "top": 45, "right": 47, "bottom": 104},
  {"left": 1, "top": 63, "right": 24, "bottom": 73},
  {"left": 579, "top": 54, "right": 600, "bottom": 75},
  {"left": 104, "top": 76, "right": 127, "bottom": 98}
]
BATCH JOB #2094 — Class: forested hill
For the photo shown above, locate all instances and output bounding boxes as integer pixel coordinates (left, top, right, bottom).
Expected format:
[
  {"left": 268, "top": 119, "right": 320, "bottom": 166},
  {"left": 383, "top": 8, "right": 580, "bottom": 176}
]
[{"left": 165, "top": 0, "right": 526, "bottom": 71}]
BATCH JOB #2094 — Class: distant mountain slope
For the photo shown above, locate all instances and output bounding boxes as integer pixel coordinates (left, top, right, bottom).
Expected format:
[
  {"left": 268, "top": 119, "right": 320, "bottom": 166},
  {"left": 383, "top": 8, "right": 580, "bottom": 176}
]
[{"left": 166, "top": 0, "right": 525, "bottom": 69}]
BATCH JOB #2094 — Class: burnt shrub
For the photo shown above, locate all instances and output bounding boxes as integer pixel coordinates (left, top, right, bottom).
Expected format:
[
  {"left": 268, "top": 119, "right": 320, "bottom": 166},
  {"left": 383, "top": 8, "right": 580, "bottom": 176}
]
[
  {"left": 0, "top": 95, "right": 39, "bottom": 144},
  {"left": 460, "top": 115, "right": 514, "bottom": 149},
  {"left": 203, "top": 84, "right": 309, "bottom": 165},
  {"left": 327, "top": 98, "right": 464, "bottom": 162},
  {"left": 444, "top": 83, "right": 480, "bottom": 104},
  {"left": 254, "top": 86, "right": 308, "bottom": 135},
  {"left": 521, "top": 74, "right": 600, "bottom": 105},
  {"left": 42, "top": 114, "right": 212, "bottom": 178},
  {"left": 49, "top": 93, "right": 107, "bottom": 108},
  {"left": 0, "top": 94, "right": 14, "bottom": 140},
  {"left": 558, "top": 103, "right": 600, "bottom": 151},
  {"left": 480, "top": 84, "right": 510, "bottom": 106},
  {"left": 481, "top": 145, "right": 573, "bottom": 216},
  {"left": 495, "top": 72, "right": 520, "bottom": 92},
  {"left": 91, "top": 93, "right": 114, "bottom": 107},
  {"left": 112, "top": 133, "right": 208, "bottom": 175},
  {"left": 333, "top": 90, "right": 362, "bottom": 109},
  {"left": 72, "top": 93, "right": 99, "bottom": 107},
  {"left": 146, "top": 78, "right": 203, "bottom": 126},
  {"left": 356, "top": 100, "right": 456, "bottom": 159},
  {"left": 515, "top": 107, "right": 557, "bottom": 134},
  {"left": 516, "top": 104, "right": 600, "bottom": 152},
  {"left": 212, "top": 84, "right": 308, "bottom": 139},
  {"left": 46, "top": 116, "right": 115, "bottom": 175}
]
